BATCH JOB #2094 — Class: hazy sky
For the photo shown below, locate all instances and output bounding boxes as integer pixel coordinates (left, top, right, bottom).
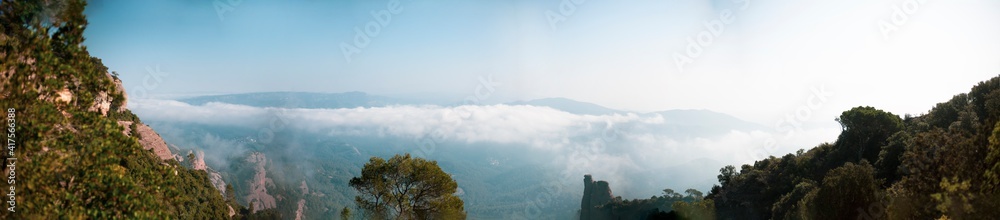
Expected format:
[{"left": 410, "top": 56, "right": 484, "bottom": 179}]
[{"left": 83, "top": 0, "right": 1000, "bottom": 125}]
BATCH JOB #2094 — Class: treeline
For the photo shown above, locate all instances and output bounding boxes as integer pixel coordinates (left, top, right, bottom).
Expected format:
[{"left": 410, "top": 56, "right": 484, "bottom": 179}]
[{"left": 707, "top": 76, "right": 1000, "bottom": 219}]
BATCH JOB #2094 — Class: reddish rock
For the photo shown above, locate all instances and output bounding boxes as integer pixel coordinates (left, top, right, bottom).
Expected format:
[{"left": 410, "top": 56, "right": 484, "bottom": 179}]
[{"left": 133, "top": 123, "right": 173, "bottom": 160}]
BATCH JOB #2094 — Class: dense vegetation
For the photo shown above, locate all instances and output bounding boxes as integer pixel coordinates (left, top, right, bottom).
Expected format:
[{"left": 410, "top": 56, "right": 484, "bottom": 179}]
[
  {"left": 705, "top": 77, "right": 1000, "bottom": 219},
  {"left": 350, "top": 154, "right": 466, "bottom": 219},
  {"left": 0, "top": 0, "right": 239, "bottom": 218},
  {"left": 576, "top": 77, "right": 1000, "bottom": 220},
  {"left": 581, "top": 187, "right": 712, "bottom": 220}
]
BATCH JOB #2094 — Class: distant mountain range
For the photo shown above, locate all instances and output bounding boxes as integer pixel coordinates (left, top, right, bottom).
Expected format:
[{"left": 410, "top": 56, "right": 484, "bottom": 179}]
[
  {"left": 179, "top": 91, "right": 410, "bottom": 109},
  {"left": 507, "top": 97, "right": 625, "bottom": 115}
]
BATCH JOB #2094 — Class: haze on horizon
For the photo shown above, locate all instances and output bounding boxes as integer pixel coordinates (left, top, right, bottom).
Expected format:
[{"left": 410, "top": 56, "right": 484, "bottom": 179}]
[
  {"left": 83, "top": 0, "right": 1000, "bottom": 126},
  {"left": 76, "top": 1, "right": 1000, "bottom": 217}
]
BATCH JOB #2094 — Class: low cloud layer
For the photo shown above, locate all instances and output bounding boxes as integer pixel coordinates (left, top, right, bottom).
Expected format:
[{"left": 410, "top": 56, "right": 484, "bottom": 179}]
[{"left": 131, "top": 99, "right": 840, "bottom": 197}]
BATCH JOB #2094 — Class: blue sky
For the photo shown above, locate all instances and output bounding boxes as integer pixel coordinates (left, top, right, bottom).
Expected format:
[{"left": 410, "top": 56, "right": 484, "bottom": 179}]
[{"left": 84, "top": 0, "right": 1000, "bottom": 125}]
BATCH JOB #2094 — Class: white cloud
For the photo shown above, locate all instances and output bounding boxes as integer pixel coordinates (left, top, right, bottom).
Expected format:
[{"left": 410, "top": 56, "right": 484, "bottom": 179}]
[
  {"left": 132, "top": 98, "right": 839, "bottom": 162},
  {"left": 131, "top": 98, "right": 841, "bottom": 197}
]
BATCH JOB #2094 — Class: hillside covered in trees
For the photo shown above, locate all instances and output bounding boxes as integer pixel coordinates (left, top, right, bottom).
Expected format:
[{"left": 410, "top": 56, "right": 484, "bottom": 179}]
[
  {"left": 577, "top": 76, "right": 1000, "bottom": 220},
  {"left": 0, "top": 0, "right": 243, "bottom": 218},
  {"left": 702, "top": 76, "right": 1000, "bottom": 219}
]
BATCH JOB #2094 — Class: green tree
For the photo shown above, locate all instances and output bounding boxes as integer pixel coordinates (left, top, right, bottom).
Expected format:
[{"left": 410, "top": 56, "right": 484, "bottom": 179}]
[
  {"left": 770, "top": 180, "right": 816, "bottom": 220},
  {"left": 931, "top": 177, "right": 974, "bottom": 219},
  {"left": 662, "top": 188, "right": 681, "bottom": 199},
  {"left": 800, "top": 161, "right": 883, "bottom": 220},
  {"left": 672, "top": 199, "right": 715, "bottom": 220},
  {"left": 349, "top": 154, "right": 466, "bottom": 220},
  {"left": 717, "top": 165, "right": 736, "bottom": 186},
  {"left": 986, "top": 121, "right": 1000, "bottom": 189},
  {"left": 834, "top": 106, "right": 904, "bottom": 164},
  {"left": 876, "top": 131, "right": 910, "bottom": 186},
  {"left": 341, "top": 207, "right": 352, "bottom": 220},
  {"left": 685, "top": 189, "right": 703, "bottom": 200},
  {"left": 980, "top": 121, "right": 1000, "bottom": 217}
]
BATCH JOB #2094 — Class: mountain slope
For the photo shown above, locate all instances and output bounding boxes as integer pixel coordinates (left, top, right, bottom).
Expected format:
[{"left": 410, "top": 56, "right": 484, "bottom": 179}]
[
  {"left": 0, "top": 1, "right": 236, "bottom": 218},
  {"left": 706, "top": 76, "right": 1000, "bottom": 219}
]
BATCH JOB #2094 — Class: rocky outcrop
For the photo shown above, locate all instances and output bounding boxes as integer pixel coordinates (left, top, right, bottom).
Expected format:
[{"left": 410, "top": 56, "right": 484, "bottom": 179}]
[
  {"left": 88, "top": 73, "right": 126, "bottom": 116},
  {"left": 581, "top": 175, "right": 614, "bottom": 220},
  {"left": 245, "top": 152, "right": 277, "bottom": 213},
  {"left": 294, "top": 180, "right": 308, "bottom": 220},
  {"left": 56, "top": 88, "right": 73, "bottom": 103},
  {"left": 580, "top": 175, "right": 671, "bottom": 220},
  {"left": 89, "top": 90, "right": 112, "bottom": 115},
  {"left": 191, "top": 151, "right": 208, "bottom": 171},
  {"left": 294, "top": 199, "right": 306, "bottom": 220},
  {"left": 134, "top": 123, "right": 174, "bottom": 161},
  {"left": 101, "top": 72, "right": 171, "bottom": 162},
  {"left": 110, "top": 74, "right": 127, "bottom": 111},
  {"left": 190, "top": 150, "right": 227, "bottom": 196},
  {"left": 117, "top": 120, "right": 133, "bottom": 136}
]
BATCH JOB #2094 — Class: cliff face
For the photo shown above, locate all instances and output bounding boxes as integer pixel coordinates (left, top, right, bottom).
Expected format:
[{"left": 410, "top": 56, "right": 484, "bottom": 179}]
[
  {"left": 134, "top": 123, "right": 174, "bottom": 161},
  {"left": 245, "top": 152, "right": 277, "bottom": 212},
  {"left": 580, "top": 175, "right": 614, "bottom": 220},
  {"left": 189, "top": 150, "right": 228, "bottom": 196}
]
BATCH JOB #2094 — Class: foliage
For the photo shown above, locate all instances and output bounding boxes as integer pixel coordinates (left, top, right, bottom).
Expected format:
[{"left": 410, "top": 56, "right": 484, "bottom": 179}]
[
  {"left": 799, "top": 161, "right": 883, "bottom": 220},
  {"left": 707, "top": 76, "right": 1000, "bottom": 220},
  {"left": 671, "top": 199, "right": 715, "bottom": 220},
  {"left": 341, "top": 206, "right": 352, "bottom": 220},
  {"left": 349, "top": 154, "right": 466, "bottom": 220},
  {"left": 833, "top": 106, "right": 903, "bottom": 167},
  {"left": 0, "top": 0, "right": 236, "bottom": 218},
  {"left": 581, "top": 187, "right": 703, "bottom": 220}
]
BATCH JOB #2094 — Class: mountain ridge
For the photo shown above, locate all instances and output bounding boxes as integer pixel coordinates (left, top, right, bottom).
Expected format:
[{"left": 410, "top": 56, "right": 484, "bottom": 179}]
[{"left": 176, "top": 92, "right": 766, "bottom": 132}]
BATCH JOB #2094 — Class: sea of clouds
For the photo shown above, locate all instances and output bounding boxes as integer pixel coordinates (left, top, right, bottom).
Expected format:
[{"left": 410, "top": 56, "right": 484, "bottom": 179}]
[{"left": 131, "top": 98, "right": 841, "bottom": 196}]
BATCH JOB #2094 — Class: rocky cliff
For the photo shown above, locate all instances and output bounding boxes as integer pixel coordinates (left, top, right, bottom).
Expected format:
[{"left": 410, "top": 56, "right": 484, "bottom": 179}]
[
  {"left": 580, "top": 175, "right": 615, "bottom": 220},
  {"left": 133, "top": 123, "right": 174, "bottom": 160},
  {"left": 245, "top": 152, "right": 278, "bottom": 212},
  {"left": 188, "top": 150, "right": 228, "bottom": 196}
]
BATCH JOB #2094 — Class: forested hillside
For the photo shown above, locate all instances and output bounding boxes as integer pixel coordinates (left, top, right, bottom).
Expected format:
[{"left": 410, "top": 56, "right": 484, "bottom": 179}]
[
  {"left": 706, "top": 76, "right": 1000, "bottom": 219},
  {"left": 577, "top": 77, "right": 1000, "bottom": 220},
  {"left": 0, "top": 0, "right": 239, "bottom": 218}
]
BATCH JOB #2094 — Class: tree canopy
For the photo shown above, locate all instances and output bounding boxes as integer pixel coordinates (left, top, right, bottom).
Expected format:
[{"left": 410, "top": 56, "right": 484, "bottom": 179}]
[
  {"left": 707, "top": 76, "right": 1000, "bottom": 220},
  {"left": 349, "top": 154, "right": 466, "bottom": 220}
]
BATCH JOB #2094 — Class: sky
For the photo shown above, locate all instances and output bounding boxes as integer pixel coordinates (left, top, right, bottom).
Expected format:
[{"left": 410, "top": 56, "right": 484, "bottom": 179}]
[{"left": 83, "top": 0, "right": 1000, "bottom": 126}]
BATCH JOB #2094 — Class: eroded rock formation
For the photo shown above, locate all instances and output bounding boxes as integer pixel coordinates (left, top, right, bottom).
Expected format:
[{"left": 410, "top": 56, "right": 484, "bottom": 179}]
[
  {"left": 134, "top": 123, "right": 174, "bottom": 161},
  {"left": 245, "top": 152, "right": 277, "bottom": 212},
  {"left": 189, "top": 150, "right": 227, "bottom": 196},
  {"left": 581, "top": 174, "right": 614, "bottom": 220}
]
